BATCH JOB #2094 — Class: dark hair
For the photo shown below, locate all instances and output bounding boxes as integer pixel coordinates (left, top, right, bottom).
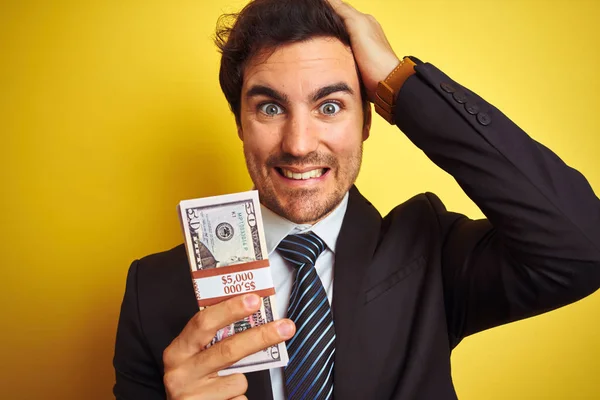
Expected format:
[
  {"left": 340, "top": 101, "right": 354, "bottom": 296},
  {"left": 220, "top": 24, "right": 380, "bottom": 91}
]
[{"left": 215, "top": 0, "right": 368, "bottom": 125}]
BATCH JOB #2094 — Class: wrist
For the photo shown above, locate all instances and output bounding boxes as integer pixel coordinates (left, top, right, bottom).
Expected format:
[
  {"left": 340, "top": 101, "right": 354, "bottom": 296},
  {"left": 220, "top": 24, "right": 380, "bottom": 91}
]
[{"left": 377, "top": 55, "right": 402, "bottom": 87}]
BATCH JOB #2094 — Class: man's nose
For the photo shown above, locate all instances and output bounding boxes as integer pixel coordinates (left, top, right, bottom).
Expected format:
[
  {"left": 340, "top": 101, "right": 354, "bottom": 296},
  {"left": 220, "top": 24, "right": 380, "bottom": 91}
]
[{"left": 280, "top": 113, "right": 319, "bottom": 157}]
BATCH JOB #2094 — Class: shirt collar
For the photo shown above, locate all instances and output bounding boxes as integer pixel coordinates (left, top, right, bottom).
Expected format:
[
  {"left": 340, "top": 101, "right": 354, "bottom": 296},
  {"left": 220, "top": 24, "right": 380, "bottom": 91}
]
[{"left": 261, "top": 192, "right": 349, "bottom": 255}]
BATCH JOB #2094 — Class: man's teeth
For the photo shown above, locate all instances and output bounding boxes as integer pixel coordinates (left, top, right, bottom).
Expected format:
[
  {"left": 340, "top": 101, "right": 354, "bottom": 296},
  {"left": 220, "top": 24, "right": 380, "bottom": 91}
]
[{"left": 281, "top": 168, "right": 325, "bottom": 180}]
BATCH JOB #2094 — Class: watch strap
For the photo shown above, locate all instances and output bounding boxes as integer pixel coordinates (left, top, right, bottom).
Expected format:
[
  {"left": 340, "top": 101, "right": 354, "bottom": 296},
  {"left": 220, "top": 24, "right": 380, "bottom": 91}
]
[{"left": 374, "top": 57, "right": 417, "bottom": 124}]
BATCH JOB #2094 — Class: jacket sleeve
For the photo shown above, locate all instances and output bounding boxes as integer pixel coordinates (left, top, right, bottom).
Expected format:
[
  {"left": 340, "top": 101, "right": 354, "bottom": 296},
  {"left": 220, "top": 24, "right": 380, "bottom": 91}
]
[
  {"left": 394, "top": 61, "right": 600, "bottom": 348},
  {"left": 113, "top": 260, "right": 166, "bottom": 399}
]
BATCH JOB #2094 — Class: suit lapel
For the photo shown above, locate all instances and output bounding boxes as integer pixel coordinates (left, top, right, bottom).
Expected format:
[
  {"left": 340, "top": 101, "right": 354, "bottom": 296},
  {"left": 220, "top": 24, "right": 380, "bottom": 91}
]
[{"left": 332, "top": 186, "right": 381, "bottom": 397}]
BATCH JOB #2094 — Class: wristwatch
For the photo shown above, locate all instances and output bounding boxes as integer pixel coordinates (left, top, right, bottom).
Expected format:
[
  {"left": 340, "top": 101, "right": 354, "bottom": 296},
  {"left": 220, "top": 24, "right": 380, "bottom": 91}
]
[{"left": 374, "top": 56, "right": 417, "bottom": 124}]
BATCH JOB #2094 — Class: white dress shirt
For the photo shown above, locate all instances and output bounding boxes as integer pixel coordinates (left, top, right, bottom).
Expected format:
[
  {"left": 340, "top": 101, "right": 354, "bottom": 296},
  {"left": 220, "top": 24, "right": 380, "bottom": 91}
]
[{"left": 261, "top": 192, "right": 349, "bottom": 400}]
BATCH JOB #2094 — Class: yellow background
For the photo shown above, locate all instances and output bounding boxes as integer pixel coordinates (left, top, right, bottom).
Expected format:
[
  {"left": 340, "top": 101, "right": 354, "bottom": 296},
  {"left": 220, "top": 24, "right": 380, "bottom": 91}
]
[{"left": 1, "top": 0, "right": 598, "bottom": 398}]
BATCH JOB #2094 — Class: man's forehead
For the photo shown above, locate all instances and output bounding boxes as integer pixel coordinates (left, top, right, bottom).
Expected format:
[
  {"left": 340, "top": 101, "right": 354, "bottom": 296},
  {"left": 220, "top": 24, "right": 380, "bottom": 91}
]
[
  {"left": 243, "top": 38, "right": 359, "bottom": 87},
  {"left": 250, "top": 37, "right": 354, "bottom": 64}
]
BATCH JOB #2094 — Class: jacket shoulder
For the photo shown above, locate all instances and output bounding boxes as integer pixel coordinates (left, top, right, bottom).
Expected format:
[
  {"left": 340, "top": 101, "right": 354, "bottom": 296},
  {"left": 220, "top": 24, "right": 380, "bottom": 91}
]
[
  {"left": 136, "top": 243, "right": 189, "bottom": 279},
  {"left": 383, "top": 192, "right": 448, "bottom": 223},
  {"left": 134, "top": 243, "right": 196, "bottom": 310},
  {"left": 378, "top": 192, "right": 459, "bottom": 254},
  {"left": 133, "top": 244, "right": 198, "bottom": 346}
]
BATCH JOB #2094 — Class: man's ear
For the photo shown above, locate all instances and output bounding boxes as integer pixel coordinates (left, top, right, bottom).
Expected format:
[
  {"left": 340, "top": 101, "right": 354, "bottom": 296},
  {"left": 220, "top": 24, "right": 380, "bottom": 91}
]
[
  {"left": 362, "top": 103, "right": 372, "bottom": 141},
  {"left": 237, "top": 124, "right": 244, "bottom": 140}
]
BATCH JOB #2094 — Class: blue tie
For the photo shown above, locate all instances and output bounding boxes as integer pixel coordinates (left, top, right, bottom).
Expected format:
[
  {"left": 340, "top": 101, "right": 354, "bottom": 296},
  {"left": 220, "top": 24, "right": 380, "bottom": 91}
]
[{"left": 277, "top": 232, "right": 335, "bottom": 400}]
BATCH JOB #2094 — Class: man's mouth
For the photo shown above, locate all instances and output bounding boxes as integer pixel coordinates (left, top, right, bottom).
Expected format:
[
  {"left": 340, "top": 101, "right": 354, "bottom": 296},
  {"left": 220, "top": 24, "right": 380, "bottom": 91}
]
[{"left": 275, "top": 167, "right": 328, "bottom": 180}]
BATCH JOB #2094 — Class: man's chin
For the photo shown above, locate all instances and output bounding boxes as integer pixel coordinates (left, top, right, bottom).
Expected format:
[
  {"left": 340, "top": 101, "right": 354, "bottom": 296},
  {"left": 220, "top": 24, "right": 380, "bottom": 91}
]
[
  {"left": 263, "top": 190, "right": 341, "bottom": 225},
  {"left": 281, "top": 207, "right": 324, "bottom": 225}
]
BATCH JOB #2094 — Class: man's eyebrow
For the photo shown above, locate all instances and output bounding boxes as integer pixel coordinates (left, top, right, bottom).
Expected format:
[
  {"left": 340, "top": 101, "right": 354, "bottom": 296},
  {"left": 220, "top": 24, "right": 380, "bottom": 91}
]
[
  {"left": 245, "top": 85, "right": 288, "bottom": 104},
  {"left": 245, "top": 82, "right": 354, "bottom": 104},
  {"left": 311, "top": 82, "right": 354, "bottom": 102}
]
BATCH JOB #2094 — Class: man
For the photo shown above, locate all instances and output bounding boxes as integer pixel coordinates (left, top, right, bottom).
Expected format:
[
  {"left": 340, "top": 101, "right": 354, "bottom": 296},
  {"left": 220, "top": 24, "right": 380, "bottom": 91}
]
[{"left": 113, "top": 0, "right": 600, "bottom": 399}]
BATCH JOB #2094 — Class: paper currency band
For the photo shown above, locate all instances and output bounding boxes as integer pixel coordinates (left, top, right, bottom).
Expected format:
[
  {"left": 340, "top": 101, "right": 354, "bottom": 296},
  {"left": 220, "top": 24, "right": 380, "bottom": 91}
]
[
  {"left": 193, "top": 264, "right": 276, "bottom": 307},
  {"left": 191, "top": 259, "right": 270, "bottom": 279}
]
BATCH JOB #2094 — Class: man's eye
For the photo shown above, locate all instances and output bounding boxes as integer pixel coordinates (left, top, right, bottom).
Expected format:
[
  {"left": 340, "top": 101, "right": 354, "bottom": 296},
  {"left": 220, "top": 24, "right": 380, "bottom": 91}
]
[
  {"left": 319, "top": 102, "right": 341, "bottom": 115},
  {"left": 259, "top": 103, "right": 283, "bottom": 116}
]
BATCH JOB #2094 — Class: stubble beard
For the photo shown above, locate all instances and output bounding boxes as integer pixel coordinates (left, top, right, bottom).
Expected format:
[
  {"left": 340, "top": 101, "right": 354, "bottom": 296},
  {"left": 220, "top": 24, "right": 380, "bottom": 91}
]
[{"left": 244, "top": 146, "right": 363, "bottom": 224}]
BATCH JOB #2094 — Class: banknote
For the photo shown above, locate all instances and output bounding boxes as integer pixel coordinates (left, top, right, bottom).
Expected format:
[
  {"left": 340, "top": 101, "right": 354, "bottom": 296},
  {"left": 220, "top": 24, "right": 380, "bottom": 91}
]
[{"left": 178, "top": 190, "right": 288, "bottom": 375}]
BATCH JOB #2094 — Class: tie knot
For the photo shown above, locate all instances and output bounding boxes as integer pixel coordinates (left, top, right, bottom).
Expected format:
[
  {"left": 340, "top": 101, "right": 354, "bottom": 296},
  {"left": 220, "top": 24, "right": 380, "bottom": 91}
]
[{"left": 276, "top": 232, "right": 325, "bottom": 268}]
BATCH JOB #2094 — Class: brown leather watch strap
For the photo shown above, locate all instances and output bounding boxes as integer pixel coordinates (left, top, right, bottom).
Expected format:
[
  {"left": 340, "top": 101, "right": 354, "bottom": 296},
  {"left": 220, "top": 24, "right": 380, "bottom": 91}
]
[{"left": 374, "top": 57, "right": 417, "bottom": 124}]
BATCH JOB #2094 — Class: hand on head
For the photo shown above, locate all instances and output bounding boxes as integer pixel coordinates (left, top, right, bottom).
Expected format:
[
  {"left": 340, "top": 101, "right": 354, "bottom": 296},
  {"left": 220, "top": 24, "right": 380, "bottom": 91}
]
[{"left": 326, "top": 0, "right": 401, "bottom": 101}]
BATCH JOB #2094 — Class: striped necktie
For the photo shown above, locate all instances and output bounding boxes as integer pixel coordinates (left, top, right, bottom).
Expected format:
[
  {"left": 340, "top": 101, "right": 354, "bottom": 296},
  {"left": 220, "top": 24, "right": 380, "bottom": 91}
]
[{"left": 277, "top": 232, "right": 335, "bottom": 400}]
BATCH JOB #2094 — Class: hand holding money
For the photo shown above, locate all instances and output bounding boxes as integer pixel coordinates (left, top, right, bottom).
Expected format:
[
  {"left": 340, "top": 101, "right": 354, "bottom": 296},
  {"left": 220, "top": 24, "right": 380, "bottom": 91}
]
[
  {"left": 162, "top": 294, "right": 295, "bottom": 400},
  {"left": 177, "top": 190, "right": 289, "bottom": 376}
]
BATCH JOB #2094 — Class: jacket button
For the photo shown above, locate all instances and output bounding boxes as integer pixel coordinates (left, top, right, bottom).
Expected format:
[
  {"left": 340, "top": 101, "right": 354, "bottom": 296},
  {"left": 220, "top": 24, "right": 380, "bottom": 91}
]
[
  {"left": 477, "top": 112, "right": 492, "bottom": 126},
  {"left": 440, "top": 82, "right": 456, "bottom": 93},
  {"left": 465, "top": 102, "right": 479, "bottom": 115},
  {"left": 453, "top": 91, "right": 468, "bottom": 104}
]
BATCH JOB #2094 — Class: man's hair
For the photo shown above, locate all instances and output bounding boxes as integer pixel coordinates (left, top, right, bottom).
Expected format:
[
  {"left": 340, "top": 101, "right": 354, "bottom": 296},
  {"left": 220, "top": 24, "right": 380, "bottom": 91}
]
[{"left": 215, "top": 0, "right": 368, "bottom": 125}]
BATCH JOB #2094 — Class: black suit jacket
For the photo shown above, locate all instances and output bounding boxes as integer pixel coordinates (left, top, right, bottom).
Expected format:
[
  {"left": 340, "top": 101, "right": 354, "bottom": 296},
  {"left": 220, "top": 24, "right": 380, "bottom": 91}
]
[{"left": 113, "top": 61, "right": 600, "bottom": 399}]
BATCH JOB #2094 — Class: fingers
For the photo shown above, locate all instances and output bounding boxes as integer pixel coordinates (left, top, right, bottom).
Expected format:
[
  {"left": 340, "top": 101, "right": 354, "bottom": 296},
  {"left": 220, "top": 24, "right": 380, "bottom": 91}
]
[
  {"left": 164, "top": 372, "right": 248, "bottom": 400},
  {"left": 164, "top": 294, "right": 262, "bottom": 367},
  {"left": 326, "top": 0, "right": 361, "bottom": 20},
  {"left": 186, "top": 318, "right": 295, "bottom": 379},
  {"left": 326, "top": 0, "right": 400, "bottom": 98},
  {"left": 203, "top": 373, "right": 248, "bottom": 400},
  {"left": 326, "top": 0, "right": 376, "bottom": 38}
]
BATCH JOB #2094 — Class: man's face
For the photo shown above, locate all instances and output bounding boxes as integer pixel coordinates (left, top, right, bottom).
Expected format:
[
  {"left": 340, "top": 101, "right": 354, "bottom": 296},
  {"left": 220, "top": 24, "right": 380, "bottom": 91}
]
[{"left": 238, "top": 37, "right": 370, "bottom": 224}]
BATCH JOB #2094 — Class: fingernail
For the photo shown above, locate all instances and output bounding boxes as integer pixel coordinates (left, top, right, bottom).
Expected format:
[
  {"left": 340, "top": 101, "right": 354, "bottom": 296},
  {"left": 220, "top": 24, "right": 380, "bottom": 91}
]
[
  {"left": 277, "top": 320, "right": 294, "bottom": 338},
  {"left": 243, "top": 294, "right": 259, "bottom": 309}
]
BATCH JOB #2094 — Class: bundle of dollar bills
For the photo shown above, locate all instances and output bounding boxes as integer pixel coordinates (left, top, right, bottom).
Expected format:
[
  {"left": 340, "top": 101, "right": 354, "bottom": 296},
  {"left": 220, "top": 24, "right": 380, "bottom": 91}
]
[{"left": 178, "top": 190, "right": 288, "bottom": 375}]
